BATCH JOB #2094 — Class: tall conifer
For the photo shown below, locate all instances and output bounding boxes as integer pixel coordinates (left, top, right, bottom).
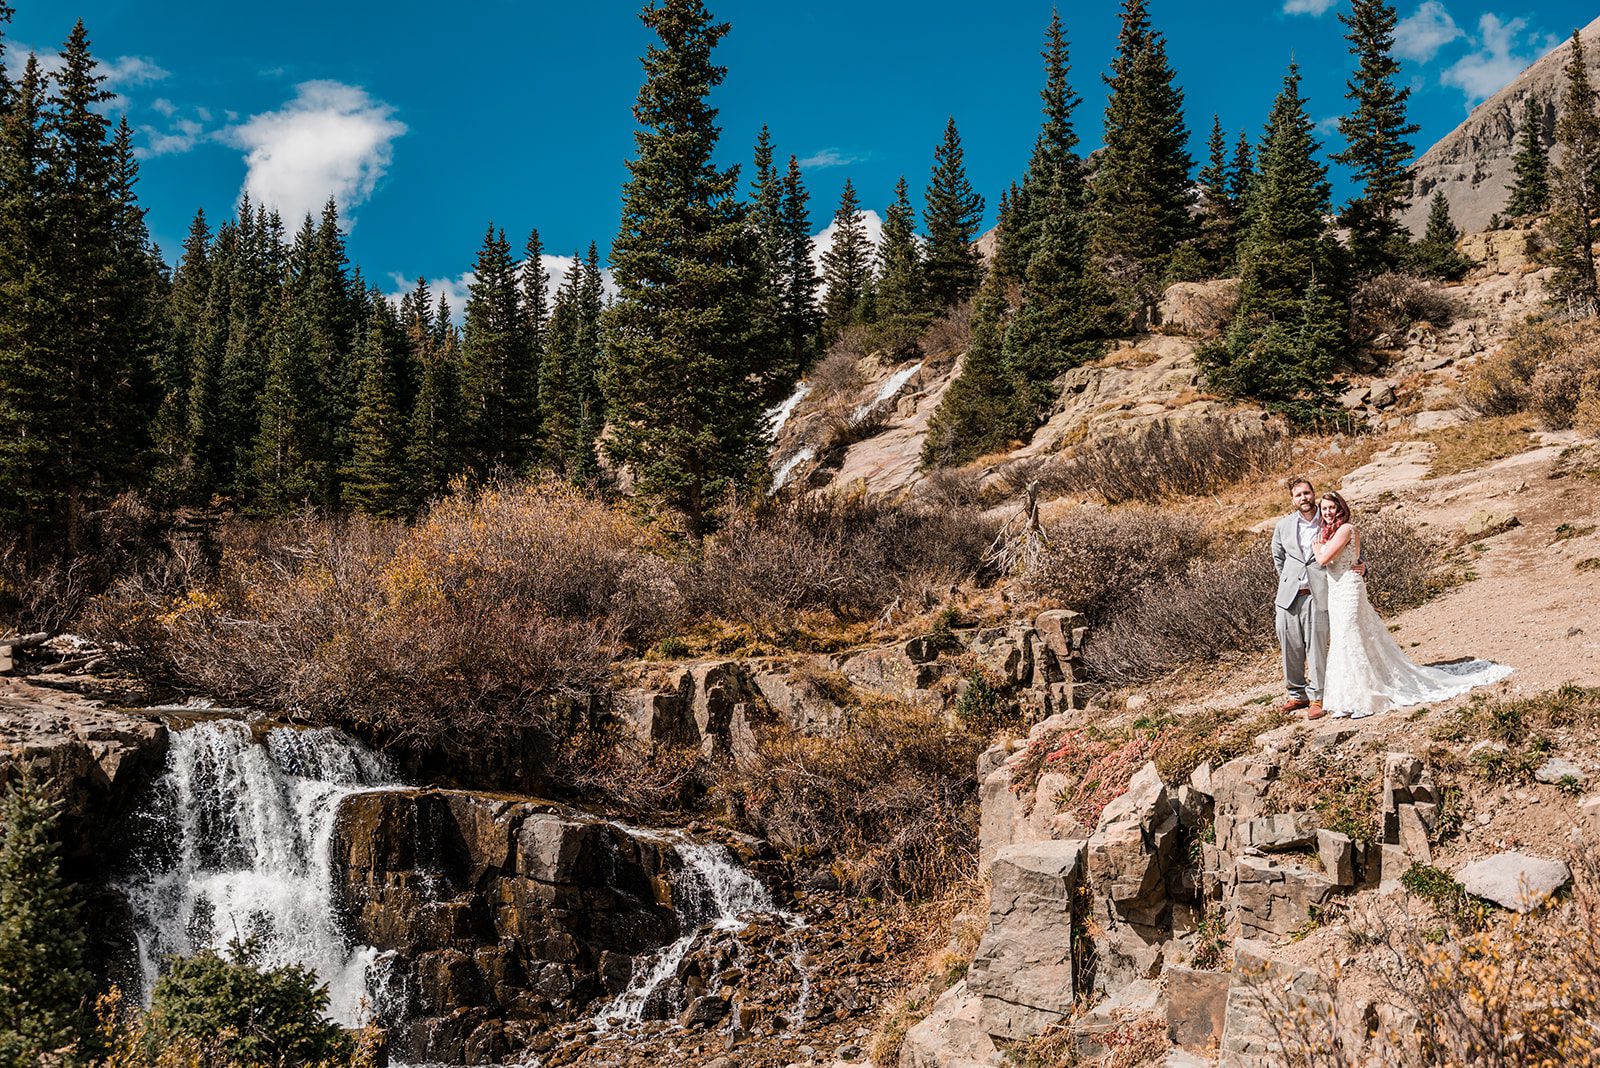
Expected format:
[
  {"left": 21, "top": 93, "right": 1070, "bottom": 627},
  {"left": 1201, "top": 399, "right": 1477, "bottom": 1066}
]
[
  {"left": 601, "top": 0, "right": 768, "bottom": 536},
  {"left": 1198, "top": 115, "right": 1239, "bottom": 272},
  {"left": 1335, "top": 0, "right": 1417, "bottom": 273},
  {"left": 0, "top": 779, "right": 92, "bottom": 1066},
  {"left": 821, "top": 178, "right": 873, "bottom": 337},
  {"left": 777, "top": 155, "right": 820, "bottom": 374},
  {"left": 1548, "top": 30, "right": 1600, "bottom": 318},
  {"left": 1506, "top": 95, "right": 1551, "bottom": 219},
  {"left": 1199, "top": 63, "right": 1341, "bottom": 417},
  {"left": 921, "top": 276, "right": 1013, "bottom": 466},
  {"left": 251, "top": 295, "right": 325, "bottom": 513},
  {"left": 460, "top": 225, "right": 534, "bottom": 474},
  {"left": 873, "top": 175, "right": 928, "bottom": 353},
  {"left": 344, "top": 296, "right": 413, "bottom": 516},
  {"left": 922, "top": 117, "right": 985, "bottom": 308},
  {"left": 1092, "top": 0, "right": 1193, "bottom": 317}
]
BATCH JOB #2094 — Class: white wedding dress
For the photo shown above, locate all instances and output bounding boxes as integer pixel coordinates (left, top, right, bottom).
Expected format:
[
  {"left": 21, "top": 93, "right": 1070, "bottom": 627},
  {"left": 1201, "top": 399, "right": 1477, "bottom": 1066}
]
[{"left": 1322, "top": 540, "right": 1511, "bottom": 718}]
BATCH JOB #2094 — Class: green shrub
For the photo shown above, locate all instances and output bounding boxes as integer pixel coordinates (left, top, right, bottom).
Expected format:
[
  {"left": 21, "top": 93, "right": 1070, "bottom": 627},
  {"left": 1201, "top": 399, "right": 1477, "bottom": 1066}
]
[{"left": 146, "top": 940, "right": 354, "bottom": 1068}]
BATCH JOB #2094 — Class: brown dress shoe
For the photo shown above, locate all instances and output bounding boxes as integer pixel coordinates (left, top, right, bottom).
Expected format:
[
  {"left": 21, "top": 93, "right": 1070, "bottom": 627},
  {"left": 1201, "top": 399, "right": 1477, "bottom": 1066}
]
[
  {"left": 1305, "top": 702, "right": 1326, "bottom": 720},
  {"left": 1280, "top": 697, "right": 1311, "bottom": 712}
]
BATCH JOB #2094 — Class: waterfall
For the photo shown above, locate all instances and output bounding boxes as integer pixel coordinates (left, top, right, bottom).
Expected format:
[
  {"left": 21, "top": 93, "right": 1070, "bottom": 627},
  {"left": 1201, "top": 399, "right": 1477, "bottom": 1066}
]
[
  {"left": 770, "top": 446, "right": 815, "bottom": 494},
  {"left": 597, "top": 835, "right": 798, "bottom": 1028},
  {"left": 765, "top": 381, "right": 811, "bottom": 437},
  {"left": 120, "top": 720, "right": 401, "bottom": 1027},
  {"left": 852, "top": 360, "right": 923, "bottom": 423}
]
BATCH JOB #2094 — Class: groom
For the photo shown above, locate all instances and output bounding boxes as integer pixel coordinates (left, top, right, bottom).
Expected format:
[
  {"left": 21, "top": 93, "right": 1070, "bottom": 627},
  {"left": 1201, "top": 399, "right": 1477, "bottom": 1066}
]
[{"left": 1270, "top": 478, "right": 1361, "bottom": 721}]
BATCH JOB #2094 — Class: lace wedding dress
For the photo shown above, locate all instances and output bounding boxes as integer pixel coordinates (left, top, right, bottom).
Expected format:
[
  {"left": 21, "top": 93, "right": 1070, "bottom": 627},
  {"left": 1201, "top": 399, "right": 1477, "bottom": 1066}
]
[{"left": 1322, "top": 540, "right": 1511, "bottom": 718}]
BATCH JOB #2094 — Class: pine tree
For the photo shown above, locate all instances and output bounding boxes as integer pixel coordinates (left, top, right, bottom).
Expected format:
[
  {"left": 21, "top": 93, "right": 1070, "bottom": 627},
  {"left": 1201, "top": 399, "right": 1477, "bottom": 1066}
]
[
  {"left": 1335, "top": 0, "right": 1419, "bottom": 274},
  {"left": 42, "top": 20, "right": 157, "bottom": 548},
  {"left": 520, "top": 227, "right": 549, "bottom": 447},
  {"left": 999, "top": 10, "right": 1082, "bottom": 281},
  {"left": 872, "top": 175, "right": 928, "bottom": 355},
  {"left": 1092, "top": 0, "right": 1194, "bottom": 318},
  {"left": 921, "top": 276, "right": 1014, "bottom": 466},
  {"left": 1199, "top": 63, "right": 1342, "bottom": 418},
  {"left": 922, "top": 117, "right": 986, "bottom": 308},
  {"left": 343, "top": 297, "right": 412, "bottom": 516},
  {"left": 0, "top": 56, "right": 61, "bottom": 555},
  {"left": 159, "top": 210, "right": 211, "bottom": 493},
  {"left": 777, "top": 155, "right": 820, "bottom": 376},
  {"left": 820, "top": 178, "right": 873, "bottom": 337},
  {"left": 1001, "top": 164, "right": 1118, "bottom": 424},
  {"left": 1506, "top": 95, "right": 1551, "bottom": 219},
  {"left": 1547, "top": 30, "right": 1600, "bottom": 318},
  {"left": 1410, "top": 190, "right": 1472, "bottom": 279},
  {"left": 1197, "top": 115, "right": 1239, "bottom": 272},
  {"left": 0, "top": 778, "right": 92, "bottom": 1067},
  {"left": 539, "top": 258, "right": 582, "bottom": 476},
  {"left": 601, "top": 0, "right": 768, "bottom": 537},
  {"left": 1229, "top": 128, "right": 1256, "bottom": 213},
  {"left": 407, "top": 317, "right": 462, "bottom": 505},
  {"left": 746, "top": 125, "right": 791, "bottom": 400},
  {"left": 251, "top": 292, "right": 326, "bottom": 514},
  {"left": 216, "top": 197, "right": 284, "bottom": 501},
  {"left": 460, "top": 225, "right": 534, "bottom": 474}
]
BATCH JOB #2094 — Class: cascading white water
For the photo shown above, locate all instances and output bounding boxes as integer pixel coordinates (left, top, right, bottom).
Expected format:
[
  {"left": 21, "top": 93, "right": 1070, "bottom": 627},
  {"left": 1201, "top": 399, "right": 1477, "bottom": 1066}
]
[
  {"left": 598, "top": 836, "right": 797, "bottom": 1028},
  {"left": 770, "top": 446, "right": 815, "bottom": 494},
  {"left": 121, "top": 720, "right": 400, "bottom": 1026},
  {"left": 765, "top": 381, "right": 811, "bottom": 436},
  {"left": 852, "top": 360, "right": 923, "bottom": 423}
]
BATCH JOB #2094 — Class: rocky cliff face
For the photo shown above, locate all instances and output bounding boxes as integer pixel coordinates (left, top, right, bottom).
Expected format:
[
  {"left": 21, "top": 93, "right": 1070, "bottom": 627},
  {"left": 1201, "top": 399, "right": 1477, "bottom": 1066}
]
[
  {"left": 1402, "top": 16, "right": 1600, "bottom": 235},
  {"left": 332, "top": 790, "right": 683, "bottom": 1063}
]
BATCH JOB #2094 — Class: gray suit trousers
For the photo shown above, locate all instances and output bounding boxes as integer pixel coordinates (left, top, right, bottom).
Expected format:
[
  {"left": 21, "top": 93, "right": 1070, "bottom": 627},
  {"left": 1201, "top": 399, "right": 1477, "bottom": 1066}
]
[{"left": 1276, "top": 590, "right": 1328, "bottom": 701}]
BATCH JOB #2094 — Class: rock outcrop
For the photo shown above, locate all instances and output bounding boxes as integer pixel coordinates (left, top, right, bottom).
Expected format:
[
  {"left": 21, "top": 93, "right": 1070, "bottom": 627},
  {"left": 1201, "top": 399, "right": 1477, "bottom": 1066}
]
[
  {"left": 0, "top": 675, "right": 168, "bottom": 858},
  {"left": 332, "top": 789, "right": 682, "bottom": 1064}
]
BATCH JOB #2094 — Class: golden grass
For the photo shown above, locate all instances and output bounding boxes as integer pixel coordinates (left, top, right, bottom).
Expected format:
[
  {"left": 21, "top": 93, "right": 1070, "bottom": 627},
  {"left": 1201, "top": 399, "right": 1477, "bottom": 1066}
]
[{"left": 1424, "top": 413, "right": 1539, "bottom": 479}]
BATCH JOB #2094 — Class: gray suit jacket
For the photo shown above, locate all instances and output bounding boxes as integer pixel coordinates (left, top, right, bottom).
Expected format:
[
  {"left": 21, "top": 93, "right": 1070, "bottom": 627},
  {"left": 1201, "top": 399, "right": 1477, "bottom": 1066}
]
[{"left": 1271, "top": 512, "right": 1327, "bottom": 611}]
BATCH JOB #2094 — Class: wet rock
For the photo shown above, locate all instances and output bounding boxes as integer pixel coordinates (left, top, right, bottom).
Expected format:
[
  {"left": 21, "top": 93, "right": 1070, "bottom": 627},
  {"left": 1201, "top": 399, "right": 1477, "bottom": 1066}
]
[{"left": 680, "top": 995, "right": 731, "bottom": 1028}]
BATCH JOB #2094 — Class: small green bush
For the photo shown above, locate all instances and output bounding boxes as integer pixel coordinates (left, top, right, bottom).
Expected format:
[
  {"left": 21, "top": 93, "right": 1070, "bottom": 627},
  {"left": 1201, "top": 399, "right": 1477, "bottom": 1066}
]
[{"left": 146, "top": 939, "right": 354, "bottom": 1068}]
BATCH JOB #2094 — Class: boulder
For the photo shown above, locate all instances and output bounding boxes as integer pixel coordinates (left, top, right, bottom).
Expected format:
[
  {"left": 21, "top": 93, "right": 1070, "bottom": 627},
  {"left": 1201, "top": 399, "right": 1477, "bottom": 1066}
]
[
  {"left": 1073, "top": 978, "right": 1162, "bottom": 1057},
  {"left": 967, "top": 840, "right": 1086, "bottom": 1039},
  {"left": 1157, "top": 278, "right": 1241, "bottom": 337},
  {"left": 1316, "top": 830, "right": 1356, "bottom": 887},
  {"left": 1239, "top": 811, "right": 1319, "bottom": 852},
  {"left": 1219, "top": 940, "right": 1334, "bottom": 1068},
  {"left": 1534, "top": 757, "right": 1585, "bottom": 786},
  {"left": 1455, "top": 851, "right": 1572, "bottom": 913},
  {"left": 1462, "top": 510, "right": 1520, "bottom": 541},
  {"left": 897, "top": 981, "right": 998, "bottom": 1068},
  {"left": 1087, "top": 762, "right": 1177, "bottom": 925},
  {"left": 1167, "top": 964, "right": 1230, "bottom": 1051},
  {"left": 1233, "top": 855, "right": 1336, "bottom": 939}
]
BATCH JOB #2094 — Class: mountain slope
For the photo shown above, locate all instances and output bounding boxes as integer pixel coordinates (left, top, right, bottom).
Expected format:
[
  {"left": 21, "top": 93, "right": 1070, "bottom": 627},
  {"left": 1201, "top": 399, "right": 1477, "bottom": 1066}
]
[{"left": 1402, "top": 16, "right": 1600, "bottom": 235}]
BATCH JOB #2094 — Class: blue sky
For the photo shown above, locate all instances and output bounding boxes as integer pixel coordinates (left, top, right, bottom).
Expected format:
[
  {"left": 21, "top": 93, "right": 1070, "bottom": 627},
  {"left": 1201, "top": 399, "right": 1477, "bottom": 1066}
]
[{"left": 7, "top": 0, "right": 1592, "bottom": 309}]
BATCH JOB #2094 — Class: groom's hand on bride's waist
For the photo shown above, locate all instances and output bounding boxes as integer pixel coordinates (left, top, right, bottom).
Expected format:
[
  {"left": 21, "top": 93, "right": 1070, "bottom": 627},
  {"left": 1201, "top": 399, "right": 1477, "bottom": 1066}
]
[{"left": 1353, "top": 558, "right": 1367, "bottom": 577}]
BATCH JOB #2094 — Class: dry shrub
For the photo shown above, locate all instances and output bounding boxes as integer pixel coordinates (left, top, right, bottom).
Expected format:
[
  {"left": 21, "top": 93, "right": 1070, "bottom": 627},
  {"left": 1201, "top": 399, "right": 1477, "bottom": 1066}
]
[
  {"left": 1463, "top": 318, "right": 1574, "bottom": 417},
  {"left": 808, "top": 347, "right": 867, "bottom": 402},
  {"left": 85, "top": 480, "right": 680, "bottom": 758},
  {"left": 1350, "top": 271, "right": 1461, "bottom": 345},
  {"left": 1080, "top": 536, "right": 1280, "bottom": 685},
  {"left": 1360, "top": 512, "right": 1450, "bottom": 613},
  {"left": 918, "top": 299, "right": 974, "bottom": 361},
  {"left": 0, "top": 493, "right": 179, "bottom": 633},
  {"left": 700, "top": 492, "right": 998, "bottom": 634},
  {"left": 721, "top": 699, "right": 982, "bottom": 900},
  {"left": 1076, "top": 508, "right": 1444, "bottom": 687},
  {"left": 1045, "top": 418, "right": 1291, "bottom": 505},
  {"left": 1530, "top": 347, "right": 1600, "bottom": 431},
  {"left": 1026, "top": 505, "right": 1213, "bottom": 623}
]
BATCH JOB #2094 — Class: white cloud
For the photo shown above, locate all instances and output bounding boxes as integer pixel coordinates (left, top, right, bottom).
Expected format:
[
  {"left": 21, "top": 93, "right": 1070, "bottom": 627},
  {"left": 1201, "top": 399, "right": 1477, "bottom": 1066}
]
[
  {"left": 798, "top": 148, "right": 866, "bottom": 169},
  {"left": 1395, "top": 1, "right": 1464, "bottom": 63},
  {"left": 221, "top": 80, "right": 406, "bottom": 225},
  {"left": 138, "top": 118, "right": 204, "bottom": 159},
  {"left": 4, "top": 44, "right": 168, "bottom": 110},
  {"left": 1283, "top": 0, "right": 1338, "bottom": 16},
  {"left": 150, "top": 97, "right": 178, "bottom": 117},
  {"left": 1440, "top": 14, "right": 1551, "bottom": 105}
]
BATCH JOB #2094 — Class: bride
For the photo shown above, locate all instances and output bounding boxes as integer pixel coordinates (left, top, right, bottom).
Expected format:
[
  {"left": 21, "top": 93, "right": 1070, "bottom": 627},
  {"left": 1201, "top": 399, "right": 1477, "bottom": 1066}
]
[{"left": 1313, "top": 492, "right": 1511, "bottom": 719}]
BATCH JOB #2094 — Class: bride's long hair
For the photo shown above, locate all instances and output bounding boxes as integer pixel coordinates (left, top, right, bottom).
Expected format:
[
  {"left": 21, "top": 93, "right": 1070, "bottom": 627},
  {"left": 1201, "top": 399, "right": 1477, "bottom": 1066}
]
[{"left": 1315, "top": 491, "right": 1352, "bottom": 544}]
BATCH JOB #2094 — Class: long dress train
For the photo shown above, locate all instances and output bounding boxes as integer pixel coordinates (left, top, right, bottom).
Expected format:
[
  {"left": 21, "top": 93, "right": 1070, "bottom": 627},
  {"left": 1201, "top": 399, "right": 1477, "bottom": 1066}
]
[{"left": 1322, "top": 540, "right": 1511, "bottom": 718}]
